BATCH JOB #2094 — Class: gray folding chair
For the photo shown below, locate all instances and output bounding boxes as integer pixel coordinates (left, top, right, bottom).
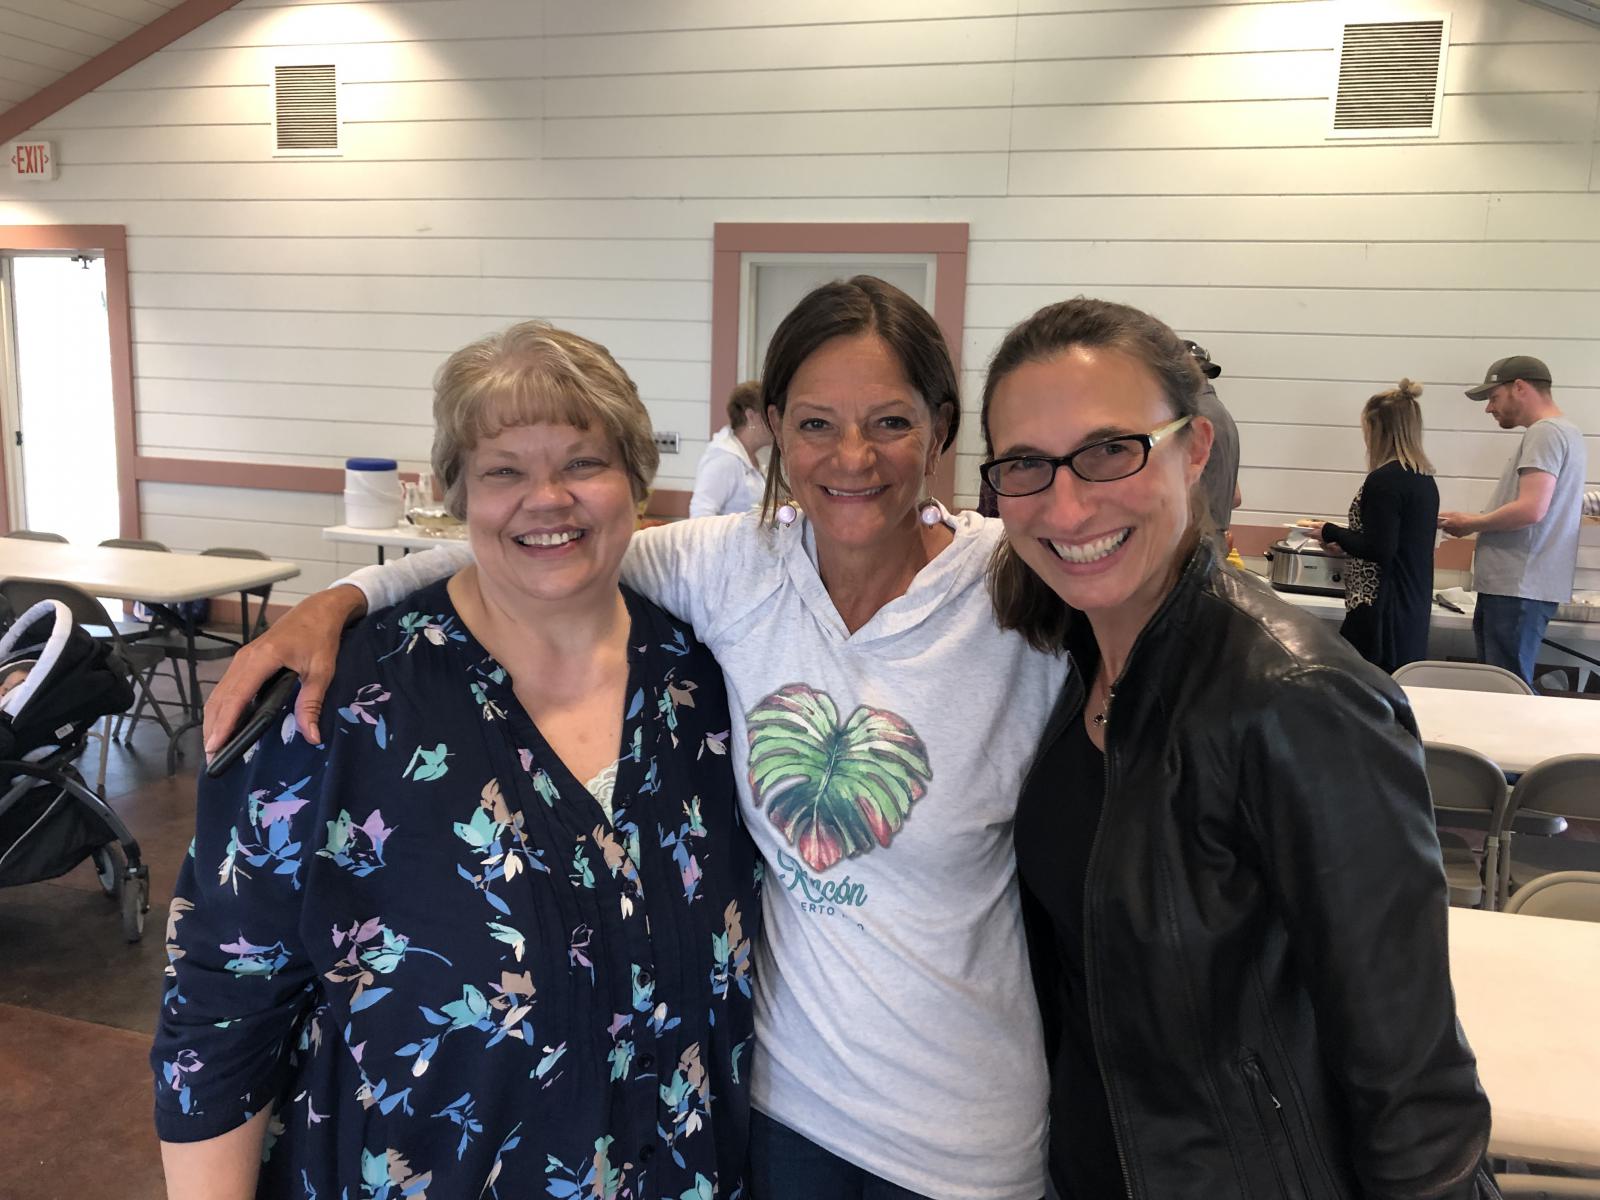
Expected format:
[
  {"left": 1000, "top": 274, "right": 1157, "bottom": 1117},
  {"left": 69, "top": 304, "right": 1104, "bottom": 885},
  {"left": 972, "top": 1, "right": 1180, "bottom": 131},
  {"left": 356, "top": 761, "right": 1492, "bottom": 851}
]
[
  {"left": 95, "top": 537, "right": 173, "bottom": 637},
  {"left": 96, "top": 537, "right": 191, "bottom": 736},
  {"left": 1499, "top": 755, "right": 1600, "bottom": 903},
  {"left": 0, "top": 577, "right": 178, "bottom": 789},
  {"left": 201, "top": 547, "right": 274, "bottom": 643},
  {"left": 1394, "top": 659, "right": 1535, "bottom": 696},
  {"left": 1423, "top": 742, "right": 1508, "bottom": 909},
  {"left": 1502, "top": 871, "right": 1600, "bottom": 923},
  {"left": 2, "top": 530, "right": 68, "bottom": 543}
]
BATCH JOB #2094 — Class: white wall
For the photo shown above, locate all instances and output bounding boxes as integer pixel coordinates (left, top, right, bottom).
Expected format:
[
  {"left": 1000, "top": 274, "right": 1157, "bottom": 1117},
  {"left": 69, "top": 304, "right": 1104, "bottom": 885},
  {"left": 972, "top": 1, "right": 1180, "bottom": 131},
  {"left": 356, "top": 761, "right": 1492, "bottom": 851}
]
[{"left": 2, "top": 0, "right": 1598, "bottom": 601}]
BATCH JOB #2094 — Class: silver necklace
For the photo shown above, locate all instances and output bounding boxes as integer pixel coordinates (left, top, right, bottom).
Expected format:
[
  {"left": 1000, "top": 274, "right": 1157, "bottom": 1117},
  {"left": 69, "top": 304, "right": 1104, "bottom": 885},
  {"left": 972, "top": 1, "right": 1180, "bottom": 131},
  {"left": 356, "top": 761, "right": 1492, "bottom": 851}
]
[{"left": 1090, "top": 673, "right": 1112, "bottom": 728}]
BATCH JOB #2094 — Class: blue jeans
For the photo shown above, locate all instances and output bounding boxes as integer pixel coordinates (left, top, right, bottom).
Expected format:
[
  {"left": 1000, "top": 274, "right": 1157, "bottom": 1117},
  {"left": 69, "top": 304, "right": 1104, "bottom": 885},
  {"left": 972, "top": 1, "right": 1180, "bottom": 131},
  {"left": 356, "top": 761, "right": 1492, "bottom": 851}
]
[
  {"left": 747, "top": 1110, "right": 938, "bottom": 1200},
  {"left": 1473, "top": 592, "right": 1558, "bottom": 685}
]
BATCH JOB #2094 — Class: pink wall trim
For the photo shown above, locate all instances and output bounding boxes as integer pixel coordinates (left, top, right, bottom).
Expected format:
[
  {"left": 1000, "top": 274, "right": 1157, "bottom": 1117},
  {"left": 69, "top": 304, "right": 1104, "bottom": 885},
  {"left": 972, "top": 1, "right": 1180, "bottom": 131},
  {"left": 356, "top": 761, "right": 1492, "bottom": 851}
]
[
  {"left": 710, "top": 222, "right": 970, "bottom": 503},
  {"left": 0, "top": 225, "right": 137, "bottom": 537},
  {"left": 135, "top": 457, "right": 346, "bottom": 495},
  {"left": 0, "top": 0, "right": 244, "bottom": 144}
]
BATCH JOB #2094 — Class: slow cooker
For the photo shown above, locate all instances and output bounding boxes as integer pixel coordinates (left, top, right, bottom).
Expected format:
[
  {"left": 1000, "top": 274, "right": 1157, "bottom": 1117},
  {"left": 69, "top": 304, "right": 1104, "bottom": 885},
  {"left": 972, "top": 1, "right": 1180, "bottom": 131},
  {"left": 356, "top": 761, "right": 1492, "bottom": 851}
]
[{"left": 1264, "top": 538, "right": 1347, "bottom": 597}]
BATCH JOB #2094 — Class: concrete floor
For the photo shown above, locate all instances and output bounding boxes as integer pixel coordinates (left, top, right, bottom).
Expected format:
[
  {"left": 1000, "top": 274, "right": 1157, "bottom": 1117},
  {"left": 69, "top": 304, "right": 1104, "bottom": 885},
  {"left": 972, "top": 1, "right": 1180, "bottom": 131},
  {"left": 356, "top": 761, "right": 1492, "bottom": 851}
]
[{"left": 0, "top": 666, "right": 222, "bottom": 1200}]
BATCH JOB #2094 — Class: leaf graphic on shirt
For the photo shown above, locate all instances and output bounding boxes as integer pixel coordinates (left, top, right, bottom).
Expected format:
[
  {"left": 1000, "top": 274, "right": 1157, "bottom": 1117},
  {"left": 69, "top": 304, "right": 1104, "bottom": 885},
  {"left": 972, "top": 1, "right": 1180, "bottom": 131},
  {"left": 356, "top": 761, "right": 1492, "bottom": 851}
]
[{"left": 745, "top": 683, "right": 932, "bottom": 873}]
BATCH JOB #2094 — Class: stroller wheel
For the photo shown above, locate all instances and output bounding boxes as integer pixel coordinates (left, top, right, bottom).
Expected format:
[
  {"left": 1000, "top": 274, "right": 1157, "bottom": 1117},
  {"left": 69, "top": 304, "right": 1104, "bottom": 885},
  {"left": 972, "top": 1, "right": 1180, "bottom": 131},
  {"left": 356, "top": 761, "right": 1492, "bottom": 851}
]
[
  {"left": 92, "top": 843, "right": 125, "bottom": 898},
  {"left": 120, "top": 865, "right": 150, "bottom": 943}
]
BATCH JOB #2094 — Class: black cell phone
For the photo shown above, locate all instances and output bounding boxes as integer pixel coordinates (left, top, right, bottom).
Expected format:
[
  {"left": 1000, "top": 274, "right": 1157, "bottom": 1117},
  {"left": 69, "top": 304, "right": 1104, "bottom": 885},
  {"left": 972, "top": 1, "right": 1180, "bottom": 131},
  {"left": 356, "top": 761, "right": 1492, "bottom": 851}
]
[{"left": 204, "top": 668, "right": 301, "bottom": 779}]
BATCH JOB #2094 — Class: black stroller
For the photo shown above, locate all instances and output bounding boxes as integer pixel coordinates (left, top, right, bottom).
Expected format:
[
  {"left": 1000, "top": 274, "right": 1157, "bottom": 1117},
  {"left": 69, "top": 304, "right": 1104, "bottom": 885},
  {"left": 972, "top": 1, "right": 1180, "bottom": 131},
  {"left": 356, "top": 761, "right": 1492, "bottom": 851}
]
[{"left": 0, "top": 598, "right": 150, "bottom": 940}]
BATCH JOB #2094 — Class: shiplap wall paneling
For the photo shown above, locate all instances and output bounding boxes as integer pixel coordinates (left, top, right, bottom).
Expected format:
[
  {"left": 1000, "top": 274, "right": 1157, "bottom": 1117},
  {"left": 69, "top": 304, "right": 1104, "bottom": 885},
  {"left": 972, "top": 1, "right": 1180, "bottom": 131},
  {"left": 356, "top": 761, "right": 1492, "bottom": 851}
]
[{"left": 3, "top": 0, "right": 1596, "bottom": 587}]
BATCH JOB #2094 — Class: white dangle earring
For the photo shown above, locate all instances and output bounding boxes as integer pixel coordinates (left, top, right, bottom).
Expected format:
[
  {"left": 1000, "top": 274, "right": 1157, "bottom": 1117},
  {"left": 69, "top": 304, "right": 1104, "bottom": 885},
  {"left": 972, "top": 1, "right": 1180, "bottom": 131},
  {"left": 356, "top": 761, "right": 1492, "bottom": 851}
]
[
  {"left": 776, "top": 500, "right": 801, "bottom": 527},
  {"left": 917, "top": 498, "right": 943, "bottom": 526}
]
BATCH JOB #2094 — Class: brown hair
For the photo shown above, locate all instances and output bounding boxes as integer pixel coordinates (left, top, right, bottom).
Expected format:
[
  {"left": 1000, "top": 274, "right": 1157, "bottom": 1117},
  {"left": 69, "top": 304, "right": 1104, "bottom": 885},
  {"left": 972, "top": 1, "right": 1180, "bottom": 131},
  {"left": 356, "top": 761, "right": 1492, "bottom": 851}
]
[
  {"left": 431, "top": 321, "right": 658, "bottom": 518},
  {"left": 726, "top": 379, "right": 764, "bottom": 428},
  {"left": 979, "top": 297, "right": 1206, "bottom": 653},
  {"left": 1362, "top": 379, "right": 1434, "bottom": 475},
  {"left": 758, "top": 275, "right": 959, "bottom": 520}
]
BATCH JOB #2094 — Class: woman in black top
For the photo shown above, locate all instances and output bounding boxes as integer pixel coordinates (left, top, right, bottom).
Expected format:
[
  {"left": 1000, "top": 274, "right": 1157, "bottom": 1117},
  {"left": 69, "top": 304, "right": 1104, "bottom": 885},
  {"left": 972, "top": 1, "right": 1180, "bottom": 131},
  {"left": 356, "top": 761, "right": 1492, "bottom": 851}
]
[
  {"left": 979, "top": 301, "right": 1496, "bottom": 1200},
  {"left": 1320, "top": 379, "right": 1441, "bottom": 672}
]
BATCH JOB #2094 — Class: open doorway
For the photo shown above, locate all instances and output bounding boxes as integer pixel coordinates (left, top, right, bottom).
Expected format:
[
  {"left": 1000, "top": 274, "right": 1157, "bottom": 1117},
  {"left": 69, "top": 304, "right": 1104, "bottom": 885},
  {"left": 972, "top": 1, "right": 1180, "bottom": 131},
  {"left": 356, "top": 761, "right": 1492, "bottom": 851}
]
[
  {"left": 0, "top": 227, "right": 136, "bottom": 540},
  {"left": 0, "top": 252, "right": 120, "bottom": 544}
]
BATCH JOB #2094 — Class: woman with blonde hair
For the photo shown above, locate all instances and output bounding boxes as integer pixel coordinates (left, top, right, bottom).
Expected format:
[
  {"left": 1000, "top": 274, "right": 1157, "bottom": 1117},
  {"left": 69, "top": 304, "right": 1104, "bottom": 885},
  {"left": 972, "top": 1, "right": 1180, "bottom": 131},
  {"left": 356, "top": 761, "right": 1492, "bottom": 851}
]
[{"left": 1320, "top": 379, "right": 1441, "bottom": 671}]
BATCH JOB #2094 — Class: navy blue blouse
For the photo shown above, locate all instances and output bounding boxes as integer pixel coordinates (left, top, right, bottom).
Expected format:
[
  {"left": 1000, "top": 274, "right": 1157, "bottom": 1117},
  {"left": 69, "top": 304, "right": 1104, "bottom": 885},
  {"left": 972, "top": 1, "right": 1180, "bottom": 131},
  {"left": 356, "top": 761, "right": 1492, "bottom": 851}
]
[{"left": 152, "top": 580, "right": 761, "bottom": 1199}]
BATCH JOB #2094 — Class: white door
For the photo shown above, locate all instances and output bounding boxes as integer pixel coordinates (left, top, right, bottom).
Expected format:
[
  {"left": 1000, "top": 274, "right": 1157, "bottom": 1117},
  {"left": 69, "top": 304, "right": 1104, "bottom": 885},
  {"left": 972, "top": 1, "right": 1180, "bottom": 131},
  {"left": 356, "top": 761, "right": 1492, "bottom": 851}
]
[
  {"left": 0, "top": 253, "right": 120, "bottom": 545},
  {"left": 737, "top": 254, "right": 937, "bottom": 382}
]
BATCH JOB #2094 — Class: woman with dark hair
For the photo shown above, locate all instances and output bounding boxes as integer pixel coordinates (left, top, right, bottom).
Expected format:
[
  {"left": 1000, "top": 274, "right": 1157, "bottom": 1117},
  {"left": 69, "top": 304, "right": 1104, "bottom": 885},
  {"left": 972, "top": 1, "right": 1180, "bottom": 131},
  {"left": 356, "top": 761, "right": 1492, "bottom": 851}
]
[
  {"left": 201, "top": 277, "right": 1066, "bottom": 1200},
  {"left": 980, "top": 297, "right": 1498, "bottom": 1199},
  {"left": 1318, "top": 379, "right": 1441, "bottom": 672},
  {"left": 690, "top": 378, "right": 772, "bottom": 517}
]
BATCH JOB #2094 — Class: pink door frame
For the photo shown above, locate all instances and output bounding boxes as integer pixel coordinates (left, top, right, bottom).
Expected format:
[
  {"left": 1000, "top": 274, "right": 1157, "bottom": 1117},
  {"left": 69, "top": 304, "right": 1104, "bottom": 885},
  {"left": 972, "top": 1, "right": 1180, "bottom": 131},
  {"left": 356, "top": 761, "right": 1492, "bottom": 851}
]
[
  {"left": 0, "top": 225, "right": 139, "bottom": 537},
  {"left": 710, "top": 222, "right": 970, "bottom": 504}
]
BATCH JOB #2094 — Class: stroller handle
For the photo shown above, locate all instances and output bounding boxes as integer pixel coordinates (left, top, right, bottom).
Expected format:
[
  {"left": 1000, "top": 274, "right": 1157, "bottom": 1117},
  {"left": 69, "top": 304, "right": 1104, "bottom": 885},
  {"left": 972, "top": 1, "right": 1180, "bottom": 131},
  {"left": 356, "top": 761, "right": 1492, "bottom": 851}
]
[{"left": 204, "top": 668, "right": 300, "bottom": 779}]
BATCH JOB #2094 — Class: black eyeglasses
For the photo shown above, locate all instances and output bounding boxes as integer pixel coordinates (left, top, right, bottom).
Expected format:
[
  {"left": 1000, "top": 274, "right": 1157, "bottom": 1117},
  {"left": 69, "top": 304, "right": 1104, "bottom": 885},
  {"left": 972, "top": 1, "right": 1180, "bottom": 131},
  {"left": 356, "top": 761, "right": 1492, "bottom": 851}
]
[{"left": 980, "top": 415, "right": 1192, "bottom": 497}]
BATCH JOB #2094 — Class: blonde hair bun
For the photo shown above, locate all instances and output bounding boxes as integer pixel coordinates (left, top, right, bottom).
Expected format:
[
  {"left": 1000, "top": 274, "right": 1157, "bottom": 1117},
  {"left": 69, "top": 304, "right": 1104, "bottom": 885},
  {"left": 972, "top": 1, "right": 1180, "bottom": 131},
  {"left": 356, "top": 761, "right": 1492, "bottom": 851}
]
[{"left": 1395, "top": 377, "right": 1423, "bottom": 400}]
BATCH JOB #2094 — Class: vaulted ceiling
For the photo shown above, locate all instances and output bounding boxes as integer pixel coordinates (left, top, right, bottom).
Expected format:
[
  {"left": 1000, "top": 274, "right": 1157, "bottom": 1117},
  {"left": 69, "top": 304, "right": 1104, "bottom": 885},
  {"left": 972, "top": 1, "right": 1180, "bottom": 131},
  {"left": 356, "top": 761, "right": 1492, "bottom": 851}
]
[{"left": 0, "top": 0, "right": 187, "bottom": 116}]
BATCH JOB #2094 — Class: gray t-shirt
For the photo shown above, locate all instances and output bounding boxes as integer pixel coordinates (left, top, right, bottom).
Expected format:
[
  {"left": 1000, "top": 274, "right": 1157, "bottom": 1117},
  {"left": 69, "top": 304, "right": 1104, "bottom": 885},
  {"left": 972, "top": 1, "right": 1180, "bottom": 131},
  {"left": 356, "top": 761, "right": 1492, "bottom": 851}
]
[
  {"left": 1196, "top": 382, "right": 1240, "bottom": 532},
  {"left": 1473, "top": 416, "right": 1588, "bottom": 604}
]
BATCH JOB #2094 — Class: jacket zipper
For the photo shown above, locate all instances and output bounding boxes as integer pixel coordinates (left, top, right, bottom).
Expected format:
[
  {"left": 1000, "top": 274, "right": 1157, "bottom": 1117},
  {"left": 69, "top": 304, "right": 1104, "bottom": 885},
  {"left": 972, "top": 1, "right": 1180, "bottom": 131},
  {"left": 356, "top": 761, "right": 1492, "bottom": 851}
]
[
  {"left": 1242, "top": 1055, "right": 1313, "bottom": 1199},
  {"left": 1083, "top": 685, "right": 1135, "bottom": 1200},
  {"left": 1070, "top": 543, "right": 1210, "bottom": 1200}
]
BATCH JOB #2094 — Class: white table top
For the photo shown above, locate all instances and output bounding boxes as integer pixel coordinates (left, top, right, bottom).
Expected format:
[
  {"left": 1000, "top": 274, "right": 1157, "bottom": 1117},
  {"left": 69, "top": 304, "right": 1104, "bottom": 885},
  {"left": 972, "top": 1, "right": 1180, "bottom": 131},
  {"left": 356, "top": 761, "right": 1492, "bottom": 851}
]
[
  {"left": 1271, "top": 585, "right": 1600, "bottom": 648},
  {"left": 1403, "top": 686, "right": 1598, "bottom": 775},
  {"left": 323, "top": 523, "right": 466, "bottom": 552},
  {"left": 0, "top": 539, "right": 299, "bottom": 604},
  {"left": 1448, "top": 906, "right": 1600, "bottom": 1168}
]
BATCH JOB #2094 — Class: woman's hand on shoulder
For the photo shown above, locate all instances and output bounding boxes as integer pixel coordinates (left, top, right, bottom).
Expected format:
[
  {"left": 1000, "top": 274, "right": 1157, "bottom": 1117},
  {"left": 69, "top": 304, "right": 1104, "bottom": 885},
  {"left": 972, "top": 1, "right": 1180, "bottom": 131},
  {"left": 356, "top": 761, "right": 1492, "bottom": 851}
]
[{"left": 203, "top": 584, "right": 368, "bottom": 754}]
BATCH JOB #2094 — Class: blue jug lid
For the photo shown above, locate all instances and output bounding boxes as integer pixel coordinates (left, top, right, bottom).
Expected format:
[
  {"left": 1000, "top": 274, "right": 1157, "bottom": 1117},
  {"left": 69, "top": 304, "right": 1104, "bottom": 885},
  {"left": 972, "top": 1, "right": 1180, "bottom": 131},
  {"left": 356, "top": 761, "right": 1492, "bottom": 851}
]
[{"left": 346, "top": 457, "right": 398, "bottom": 471}]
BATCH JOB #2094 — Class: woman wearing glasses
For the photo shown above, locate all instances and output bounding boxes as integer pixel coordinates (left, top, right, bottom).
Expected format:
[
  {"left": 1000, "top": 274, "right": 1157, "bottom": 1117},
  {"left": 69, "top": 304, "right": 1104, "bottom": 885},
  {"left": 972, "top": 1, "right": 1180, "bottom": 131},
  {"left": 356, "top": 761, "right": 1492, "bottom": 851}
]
[{"left": 979, "top": 299, "right": 1498, "bottom": 1199}]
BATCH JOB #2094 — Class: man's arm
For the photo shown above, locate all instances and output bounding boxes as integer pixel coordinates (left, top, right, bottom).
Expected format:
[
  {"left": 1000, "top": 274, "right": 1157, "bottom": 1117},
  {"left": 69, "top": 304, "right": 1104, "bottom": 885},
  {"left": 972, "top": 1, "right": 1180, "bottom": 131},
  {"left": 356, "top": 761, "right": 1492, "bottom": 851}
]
[{"left": 1439, "top": 468, "right": 1556, "bottom": 538}]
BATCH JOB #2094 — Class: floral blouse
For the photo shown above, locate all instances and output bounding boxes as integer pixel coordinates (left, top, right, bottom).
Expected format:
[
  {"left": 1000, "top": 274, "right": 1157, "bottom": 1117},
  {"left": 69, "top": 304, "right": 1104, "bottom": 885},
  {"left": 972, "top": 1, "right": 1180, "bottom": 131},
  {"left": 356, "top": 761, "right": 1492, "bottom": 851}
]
[{"left": 152, "top": 580, "right": 760, "bottom": 1200}]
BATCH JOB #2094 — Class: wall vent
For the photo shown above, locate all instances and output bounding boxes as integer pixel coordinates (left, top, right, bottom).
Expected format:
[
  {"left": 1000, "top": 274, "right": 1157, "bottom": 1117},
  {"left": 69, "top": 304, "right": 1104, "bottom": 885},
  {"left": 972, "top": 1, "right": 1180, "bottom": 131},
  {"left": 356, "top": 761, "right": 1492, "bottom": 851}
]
[
  {"left": 272, "top": 64, "right": 340, "bottom": 156},
  {"left": 1329, "top": 17, "right": 1448, "bottom": 139}
]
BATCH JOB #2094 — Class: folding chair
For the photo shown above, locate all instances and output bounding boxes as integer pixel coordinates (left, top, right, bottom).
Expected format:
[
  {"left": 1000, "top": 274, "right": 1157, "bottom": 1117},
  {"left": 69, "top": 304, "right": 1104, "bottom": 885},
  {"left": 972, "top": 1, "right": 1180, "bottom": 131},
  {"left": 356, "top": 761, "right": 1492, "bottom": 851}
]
[
  {"left": 1499, "top": 755, "right": 1600, "bottom": 904},
  {"left": 1423, "top": 742, "right": 1508, "bottom": 909},
  {"left": 1502, "top": 871, "right": 1600, "bottom": 923},
  {"left": 2, "top": 530, "right": 68, "bottom": 543},
  {"left": 1394, "top": 660, "right": 1535, "bottom": 696},
  {"left": 201, "top": 547, "right": 275, "bottom": 643}
]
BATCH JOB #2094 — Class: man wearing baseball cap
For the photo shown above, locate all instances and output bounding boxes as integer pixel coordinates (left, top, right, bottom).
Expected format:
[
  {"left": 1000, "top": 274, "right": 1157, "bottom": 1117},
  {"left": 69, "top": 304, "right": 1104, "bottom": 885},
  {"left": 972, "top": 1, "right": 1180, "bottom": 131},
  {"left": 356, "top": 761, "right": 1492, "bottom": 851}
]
[{"left": 1439, "top": 356, "right": 1588, "bottom": 684}]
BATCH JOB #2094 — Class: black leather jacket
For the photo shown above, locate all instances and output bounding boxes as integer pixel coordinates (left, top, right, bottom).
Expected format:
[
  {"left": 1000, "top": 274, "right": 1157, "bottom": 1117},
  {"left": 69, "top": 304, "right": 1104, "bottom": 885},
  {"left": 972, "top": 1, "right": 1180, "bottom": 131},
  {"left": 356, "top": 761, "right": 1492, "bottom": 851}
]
[{"left": 1018, "top": 542, "right": 1498, "bottom": 1200}]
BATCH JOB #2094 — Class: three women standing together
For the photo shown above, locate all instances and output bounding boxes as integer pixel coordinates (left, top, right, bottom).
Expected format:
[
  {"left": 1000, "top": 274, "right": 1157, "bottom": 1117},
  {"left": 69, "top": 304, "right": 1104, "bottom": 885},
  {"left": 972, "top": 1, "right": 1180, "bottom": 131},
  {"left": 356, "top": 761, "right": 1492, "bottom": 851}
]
[{"left": 167, "top": 279, "right": 1498, "bottom": 1199}]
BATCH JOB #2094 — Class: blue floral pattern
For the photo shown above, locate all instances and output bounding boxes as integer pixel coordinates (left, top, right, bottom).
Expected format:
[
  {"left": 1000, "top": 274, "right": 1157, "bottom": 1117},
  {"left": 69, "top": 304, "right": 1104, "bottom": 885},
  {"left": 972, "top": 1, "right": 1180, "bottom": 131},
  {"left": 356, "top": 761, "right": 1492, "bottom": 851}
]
[{"left": 153, "top": 581, "right": 759, "bottom": 1198}]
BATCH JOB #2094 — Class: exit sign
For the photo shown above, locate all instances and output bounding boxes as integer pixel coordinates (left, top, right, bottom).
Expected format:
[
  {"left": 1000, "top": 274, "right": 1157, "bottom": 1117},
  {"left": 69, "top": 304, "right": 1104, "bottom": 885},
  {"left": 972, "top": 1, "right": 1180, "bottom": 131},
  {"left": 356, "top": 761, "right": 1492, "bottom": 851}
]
[{"left": 7, "top": 141, "right": 56, "bottom": 181}]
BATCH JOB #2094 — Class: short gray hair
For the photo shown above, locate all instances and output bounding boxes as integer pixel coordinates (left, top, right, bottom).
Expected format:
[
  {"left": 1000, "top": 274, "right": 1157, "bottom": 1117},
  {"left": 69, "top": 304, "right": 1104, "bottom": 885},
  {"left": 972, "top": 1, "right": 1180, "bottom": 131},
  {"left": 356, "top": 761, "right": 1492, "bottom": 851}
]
[{"left": 431, "top": 321, "right": 658, "bottom": 518}]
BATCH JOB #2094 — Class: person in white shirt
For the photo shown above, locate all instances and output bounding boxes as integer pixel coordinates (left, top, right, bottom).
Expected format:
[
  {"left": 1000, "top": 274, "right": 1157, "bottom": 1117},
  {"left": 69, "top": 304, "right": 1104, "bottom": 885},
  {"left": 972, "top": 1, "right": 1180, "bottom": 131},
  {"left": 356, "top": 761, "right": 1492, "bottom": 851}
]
[
  {"left": 689, "top": 379, "right": 771, "bottom": 517},
  {"left": 204, "top": 276, "right": 1064, "bottom": 1200}
]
